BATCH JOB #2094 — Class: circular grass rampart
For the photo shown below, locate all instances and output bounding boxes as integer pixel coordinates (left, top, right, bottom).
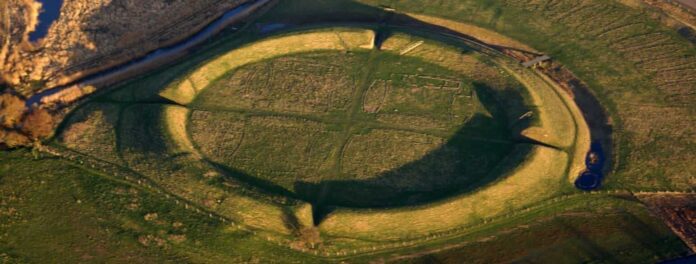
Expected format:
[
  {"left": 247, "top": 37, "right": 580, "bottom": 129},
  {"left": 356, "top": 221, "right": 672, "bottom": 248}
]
[
  {"left": 58, "top": 26, "right": 590, "bottom": 249},
  {"left": 160, "top": 27, "right": 587, "bottom": 236}
]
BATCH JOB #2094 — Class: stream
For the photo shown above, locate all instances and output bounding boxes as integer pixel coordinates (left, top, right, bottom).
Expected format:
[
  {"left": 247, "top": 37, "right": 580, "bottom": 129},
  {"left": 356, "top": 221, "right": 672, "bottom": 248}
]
[{"left": 26, "top": 0, "right": 270, "bottom": 106}]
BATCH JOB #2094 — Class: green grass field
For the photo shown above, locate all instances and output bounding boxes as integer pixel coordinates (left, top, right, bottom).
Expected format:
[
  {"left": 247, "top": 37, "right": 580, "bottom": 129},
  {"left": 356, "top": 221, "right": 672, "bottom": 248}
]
[
  {"left": 1, "top": 150, "right": 689, "bottom": 263},
  {"left": 2, "top": 0, "right": 694, "bottom": 262}
]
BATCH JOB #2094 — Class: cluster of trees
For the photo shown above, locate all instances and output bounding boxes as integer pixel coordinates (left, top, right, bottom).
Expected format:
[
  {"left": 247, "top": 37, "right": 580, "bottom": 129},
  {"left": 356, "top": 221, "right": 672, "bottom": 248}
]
[{"left": 0, "top": 91, "right": 55, "bottom": 148}]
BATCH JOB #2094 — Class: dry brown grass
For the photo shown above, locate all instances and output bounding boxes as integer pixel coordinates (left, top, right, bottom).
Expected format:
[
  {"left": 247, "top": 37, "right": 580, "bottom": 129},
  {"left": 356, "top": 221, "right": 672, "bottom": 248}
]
[
  {"left": 2, "top": 0, "right": 251, "bottom": 92},
  {"left": 39, "top": 85, "right": 97, "bottom": 107}
]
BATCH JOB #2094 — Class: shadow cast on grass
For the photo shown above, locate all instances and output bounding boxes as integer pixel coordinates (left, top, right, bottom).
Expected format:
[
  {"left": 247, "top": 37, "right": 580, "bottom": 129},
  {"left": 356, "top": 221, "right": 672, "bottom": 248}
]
[
  {"left": 207, "top": 83, "right": 533, "bottom": 214},
  {"left": 294, "top": 113, "right": 515, "bottom": 210}
]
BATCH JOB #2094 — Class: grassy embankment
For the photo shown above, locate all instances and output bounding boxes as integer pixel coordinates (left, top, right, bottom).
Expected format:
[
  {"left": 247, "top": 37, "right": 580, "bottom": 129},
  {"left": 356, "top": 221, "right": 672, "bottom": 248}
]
[{"left": 0, "top": 150, "right": 315, "bottom": 263}]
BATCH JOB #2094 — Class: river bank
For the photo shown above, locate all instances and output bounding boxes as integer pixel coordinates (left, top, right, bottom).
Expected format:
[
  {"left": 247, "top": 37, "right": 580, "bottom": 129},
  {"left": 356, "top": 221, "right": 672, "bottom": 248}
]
[{"left": 26, "top": 0, "right": 274, "bottom": 108}]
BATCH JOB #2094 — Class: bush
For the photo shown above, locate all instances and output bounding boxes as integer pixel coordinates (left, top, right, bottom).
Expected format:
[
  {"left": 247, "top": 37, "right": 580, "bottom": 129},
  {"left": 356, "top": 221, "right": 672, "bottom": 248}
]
[{"left": 21, "top": 108, "right": 55, "bottom": 139}]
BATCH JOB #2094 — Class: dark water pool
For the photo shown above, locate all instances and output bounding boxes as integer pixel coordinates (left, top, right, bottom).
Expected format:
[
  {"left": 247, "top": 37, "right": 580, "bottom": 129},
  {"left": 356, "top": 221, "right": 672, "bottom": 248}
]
[
  {"left": 575, "top": 141, "right": 605, "bottom": 191},
  {"left": 29, "top": 0, "right": 64, "bottom": 42}
]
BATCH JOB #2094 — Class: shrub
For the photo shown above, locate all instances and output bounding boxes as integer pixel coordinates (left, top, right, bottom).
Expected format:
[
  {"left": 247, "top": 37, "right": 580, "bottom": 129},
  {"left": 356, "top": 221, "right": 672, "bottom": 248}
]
[{"left": 21, "top": 108, "right": 55, "bottom": 139}]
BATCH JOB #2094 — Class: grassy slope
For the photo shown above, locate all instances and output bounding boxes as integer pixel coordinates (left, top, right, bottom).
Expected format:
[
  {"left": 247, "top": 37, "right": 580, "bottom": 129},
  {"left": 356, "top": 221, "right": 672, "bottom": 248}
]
[
  {"left": 0, "top": 151, "right": 689, "bottom": 263},
  {"left": 0, "top": 152, "right": 168, "bottom": 263},
  {"left": 0, "top": 150, "right": 314, "bottom": 263}
]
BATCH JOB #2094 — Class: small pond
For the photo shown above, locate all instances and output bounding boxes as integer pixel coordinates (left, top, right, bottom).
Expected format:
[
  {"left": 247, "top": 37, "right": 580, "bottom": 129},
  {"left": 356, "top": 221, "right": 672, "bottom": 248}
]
[{"left": 29, "top": 0, "right": 64, "bottom": 42}]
